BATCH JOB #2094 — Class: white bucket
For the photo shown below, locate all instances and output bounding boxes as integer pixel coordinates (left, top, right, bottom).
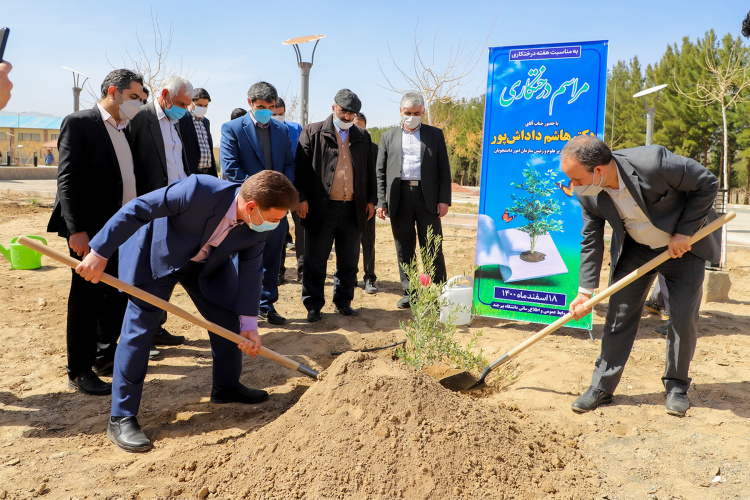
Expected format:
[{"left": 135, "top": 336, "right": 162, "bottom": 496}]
[{"left": 439, "top": 275, "right": 474, "bottom": 326}]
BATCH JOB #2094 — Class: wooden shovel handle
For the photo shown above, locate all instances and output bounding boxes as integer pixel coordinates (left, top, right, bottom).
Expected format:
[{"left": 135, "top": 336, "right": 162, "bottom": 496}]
[
  {"left": 488, "top": 211, "right": 736, "bottom": 371},
  {"left": 18, "top": 236, "right": 319, "bottom": 380}
]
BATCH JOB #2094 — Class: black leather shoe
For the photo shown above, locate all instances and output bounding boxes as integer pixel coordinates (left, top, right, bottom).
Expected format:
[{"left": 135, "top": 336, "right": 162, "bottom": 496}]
[
  {"left": 68, "top": 370, "right": 112, "bottom": 396},
  {"left": 307, "top": 310, "right": 322, "bottom": 322},
  {"left": 666, "top": 391, "right": 689, "bottom": 416},
  {"left": 571, "top": 386, "right": 613, "bottom": 413},
  {"left": 210, "top": 384, "right": 269, "bottom": 404},
  {"left": 153, "top": 327, "right": 185, "bottom": 346},
  {"left": 107, "top": 416, "right": 152, "bottom": 452},
  {"left": 334, "top": 305, "right": 359, "bottom": 316},
  {"left": 397, "top": 295, "right": 411, "bottom": 309},
  {"left": 259, "top": 310, "right": 287, "bottom": 325},
  {"left": 92, "top": 359, "right": 114, "bottom": 377}
]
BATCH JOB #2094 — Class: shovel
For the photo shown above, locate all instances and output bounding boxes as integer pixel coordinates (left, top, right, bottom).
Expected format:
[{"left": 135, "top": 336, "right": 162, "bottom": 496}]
[
  {"left": 440, "top": 211, "right": 736, "bottom": 392},
  {"left": 17, "top": 236, "right": 320, "bottom": 380}
]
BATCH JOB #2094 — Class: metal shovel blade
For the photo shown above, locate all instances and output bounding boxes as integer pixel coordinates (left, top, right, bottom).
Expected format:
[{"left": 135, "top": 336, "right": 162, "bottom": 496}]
[{"left": 439, "top": 371, "right": 482, "bottom": 392}]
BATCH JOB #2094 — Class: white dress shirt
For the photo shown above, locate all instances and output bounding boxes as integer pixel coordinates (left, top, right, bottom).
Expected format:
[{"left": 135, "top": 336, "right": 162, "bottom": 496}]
[
  {"left": 96, "top": 103, "right": 137, "bottom": 205},
  {"left": 401, "top": 125, "right": 422, "bottom": 180}
]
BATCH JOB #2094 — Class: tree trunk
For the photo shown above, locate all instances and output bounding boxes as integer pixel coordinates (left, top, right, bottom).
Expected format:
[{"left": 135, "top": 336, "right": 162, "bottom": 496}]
[
  {"left": 745, "top": 158, "right": 750, "bottom": 204},
  {"left": 722, "top": 105, "right": 729, "bottom": 193}
]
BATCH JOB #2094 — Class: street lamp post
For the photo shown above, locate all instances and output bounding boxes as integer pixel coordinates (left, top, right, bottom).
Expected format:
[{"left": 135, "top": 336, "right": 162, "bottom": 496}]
[
  {"left": 62, "top": 66, "right": 91, "bottom": 112},
  {"left": 633, "top": 84, "right": 667, "bottom": 146},
  {"left": 282, "top": 35, "right": 325, "bottom": 128}
]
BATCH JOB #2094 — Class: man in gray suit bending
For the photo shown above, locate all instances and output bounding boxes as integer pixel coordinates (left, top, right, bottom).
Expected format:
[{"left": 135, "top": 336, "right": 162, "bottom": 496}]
[
  {"left": 376, "top": 92, "right": 451, "bottom": 309},
  {"left": 564, "top": 135, "right": 720, "bottom": 417}
]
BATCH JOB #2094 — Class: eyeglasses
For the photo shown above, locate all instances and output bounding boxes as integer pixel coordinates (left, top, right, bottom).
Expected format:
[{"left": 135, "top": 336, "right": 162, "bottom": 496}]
[{"left": 336, "top": 106, "right": 355, "bottom": 118}]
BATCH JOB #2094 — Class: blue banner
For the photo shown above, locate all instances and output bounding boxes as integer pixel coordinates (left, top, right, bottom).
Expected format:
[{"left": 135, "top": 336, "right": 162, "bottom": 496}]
[{"left": 473, "top": 40, "right": 608, "bottom": 329}]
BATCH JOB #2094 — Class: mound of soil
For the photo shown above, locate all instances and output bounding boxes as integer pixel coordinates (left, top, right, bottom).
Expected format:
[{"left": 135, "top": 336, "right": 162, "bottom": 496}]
[{"left": 171, "top": 353, "right": 599, "bottom": 499}]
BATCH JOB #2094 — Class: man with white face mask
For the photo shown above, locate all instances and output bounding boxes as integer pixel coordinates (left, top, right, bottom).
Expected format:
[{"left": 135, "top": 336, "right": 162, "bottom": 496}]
[
  {"left": 561, "top": 135, "right": 720, "bottom": 417},
  {"left": 179, "top": 88, "right": 218, "bottom": 176},
  {"left": 295, "top": 89, "right": 376, "bottom": 322},
  {"left": 376, "top": 92, "right": 451, "bottom": 309},
  {"left": 47, "top": 69, "right": 146, "bottom": 396}
]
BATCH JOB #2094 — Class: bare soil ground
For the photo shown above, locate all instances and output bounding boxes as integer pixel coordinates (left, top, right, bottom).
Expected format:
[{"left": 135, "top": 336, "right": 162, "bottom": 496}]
[{"left": 0, "top": 194, "right": 748, "bottom": 499}]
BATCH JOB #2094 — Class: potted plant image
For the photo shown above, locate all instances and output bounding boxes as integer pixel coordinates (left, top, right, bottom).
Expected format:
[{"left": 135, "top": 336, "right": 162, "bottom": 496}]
[{"left": 508, "top": 166, "right": 563, "bottom": 263}]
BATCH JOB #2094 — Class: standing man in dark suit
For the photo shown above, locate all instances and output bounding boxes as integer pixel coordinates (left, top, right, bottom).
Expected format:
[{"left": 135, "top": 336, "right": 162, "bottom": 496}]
[
  {"left": 75, "top": 171, "right": 299, "bottom": 452},
  {"left": 295, "top": 89, "right": 376, "bottom": 322},
  {"left": 376, "top": 92, "right": 451, "bottom": 308},
  {"left": 47, "top": 69, "right": 145, "bottom": 395},
  {"left": 353, "top": 112, "right": 378, "bottom": 294},
  {"left": 179, "top": 87, "right": 218, "bottom": 177},
  {"left": 127, "top": 74, "right": 194, "bottom": 347},
  {"left": 563, "top": 136, "right": 720, "bottom": 417},
  {"left": 220, "top": 82, "right": 296, "bottom": 325}
]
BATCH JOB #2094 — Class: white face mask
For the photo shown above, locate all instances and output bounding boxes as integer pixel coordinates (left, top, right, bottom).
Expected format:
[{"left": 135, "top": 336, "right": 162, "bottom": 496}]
[
  {"left": 191, "top": 105, "right": 208, "bottom": 118},
  {"left": 271, "top": 115, "right": 286, "bottom": 123},
  {"left": 334, "top": 115, "right": 354, "bottom": 130},
  {"left": 117, "top": 97, "right": 143, "bottom": 120},
  {"left": 402, "top": 114, "right": 422, "bottom": 129},
  {"left": 572, "top": 170, "right": 605, "bottom": 197}
]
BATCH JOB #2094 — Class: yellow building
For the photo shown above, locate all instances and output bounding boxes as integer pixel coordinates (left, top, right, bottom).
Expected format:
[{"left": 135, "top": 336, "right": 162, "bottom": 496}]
[{"left": 0, "top": 115, "right": 63, "bottom": 166}]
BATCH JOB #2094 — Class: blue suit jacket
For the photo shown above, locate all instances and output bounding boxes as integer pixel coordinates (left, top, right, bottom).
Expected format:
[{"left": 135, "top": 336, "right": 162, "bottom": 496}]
[
  {"left": 285, "top": 121, "right": 303, "bottom": 158},
  {"left": 220, "top": 113, "right": 295, "bottom": 183},
  {"left": 89, "top": 175, "right": 268, "bottom": 316}
]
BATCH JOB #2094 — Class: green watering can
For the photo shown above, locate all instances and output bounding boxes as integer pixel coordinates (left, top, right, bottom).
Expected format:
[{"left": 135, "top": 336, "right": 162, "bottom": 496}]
[{"left": 0, "top": 235, "right": 48, "bottom": 270}]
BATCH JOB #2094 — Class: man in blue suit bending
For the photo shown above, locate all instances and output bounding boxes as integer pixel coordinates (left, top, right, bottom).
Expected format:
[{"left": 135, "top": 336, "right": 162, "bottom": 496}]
[
  {"left": 75, "top": 171, "right": 299, "bottom": 452},
  {"left": 220, "top": 82, "right": 296, "bottom": 326}
]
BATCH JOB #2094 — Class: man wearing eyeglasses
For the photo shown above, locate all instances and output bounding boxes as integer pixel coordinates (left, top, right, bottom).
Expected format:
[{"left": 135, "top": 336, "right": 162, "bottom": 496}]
[{"left": 294, "top": 89, "right": 376, "bottom": 322}]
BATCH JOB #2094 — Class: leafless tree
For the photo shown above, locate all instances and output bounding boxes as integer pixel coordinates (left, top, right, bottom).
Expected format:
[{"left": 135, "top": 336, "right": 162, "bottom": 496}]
[
  {"left": 104, "top": 10, "right": 193, "bottom": 98},
  {"left": 675, "top": 34, "right": 750, "bottom": 194},
  {"left": 378, "top": 19, "right": 495, "bottom": 127}
]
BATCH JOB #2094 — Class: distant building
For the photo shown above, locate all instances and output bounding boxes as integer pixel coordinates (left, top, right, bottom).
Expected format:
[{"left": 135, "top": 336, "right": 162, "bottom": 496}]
[{"left": 0, "top": 115, "right": 63, "bottom": 166}]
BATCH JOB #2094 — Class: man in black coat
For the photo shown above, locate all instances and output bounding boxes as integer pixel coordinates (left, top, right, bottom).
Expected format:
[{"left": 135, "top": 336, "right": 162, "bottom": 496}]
[
  {"left": 294, "top": 89, "right": 376, "bottom": 322},
  {"left": 178, "top": 87, "right": 218, "bottom": 177},
  {"left": 47, "top": 69, "right": 146, "bottom": 395},
  {"left": 376, "top": 92, "right": 452, "bottom": 308}
]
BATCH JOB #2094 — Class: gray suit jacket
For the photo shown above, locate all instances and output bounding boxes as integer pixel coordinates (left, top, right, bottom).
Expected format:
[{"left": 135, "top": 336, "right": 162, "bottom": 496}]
[
  {"left": 577, "top": 145, "right": 720, "bottom": 289},
  {"left": 127, "top": 101, "right": 190, "bottom": 195},
  {"left": 376, "top": 124, "right": 451, "bottom": 215}
]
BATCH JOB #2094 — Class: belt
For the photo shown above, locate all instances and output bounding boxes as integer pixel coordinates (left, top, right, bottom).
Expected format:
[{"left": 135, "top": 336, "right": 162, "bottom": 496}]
[{"left": 402, "top": 180, "right": 421, "bottom": 186}]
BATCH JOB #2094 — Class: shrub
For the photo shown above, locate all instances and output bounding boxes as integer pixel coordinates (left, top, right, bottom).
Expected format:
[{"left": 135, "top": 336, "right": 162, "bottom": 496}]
[{"left": 396, "top": 227, "right": 486, "bottom": 371}]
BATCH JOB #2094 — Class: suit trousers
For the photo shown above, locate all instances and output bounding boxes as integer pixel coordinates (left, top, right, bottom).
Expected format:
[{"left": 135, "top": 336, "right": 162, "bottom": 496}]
[
  {"left": 390, "top": 183, "right": 447, "bottom": 292},
  {"left": 66, "top": 246, "right": 127, "bottom": 379},
  {"left": 111, "top": 261, "right": 242, "bottom": 417},
  {"left": 302, "top": 200, "right": 361, "bottom": 311},
  {"left": 591, "top": 236, "right": 705, "bottom": 395},
  {"left": 279, "top": 212, "right": 305, "bottom": 281},
  {"left": 361, "top": 211, "right": 376, "bottom": 283},
  {"left": 259, "top": 216, "right": 289, "bottom": 314}
]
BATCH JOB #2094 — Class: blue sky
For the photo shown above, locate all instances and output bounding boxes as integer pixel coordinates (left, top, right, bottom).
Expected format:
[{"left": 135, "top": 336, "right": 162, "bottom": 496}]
[{"left": 2, "top": 0, "right": 748, "bottom": 141}]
